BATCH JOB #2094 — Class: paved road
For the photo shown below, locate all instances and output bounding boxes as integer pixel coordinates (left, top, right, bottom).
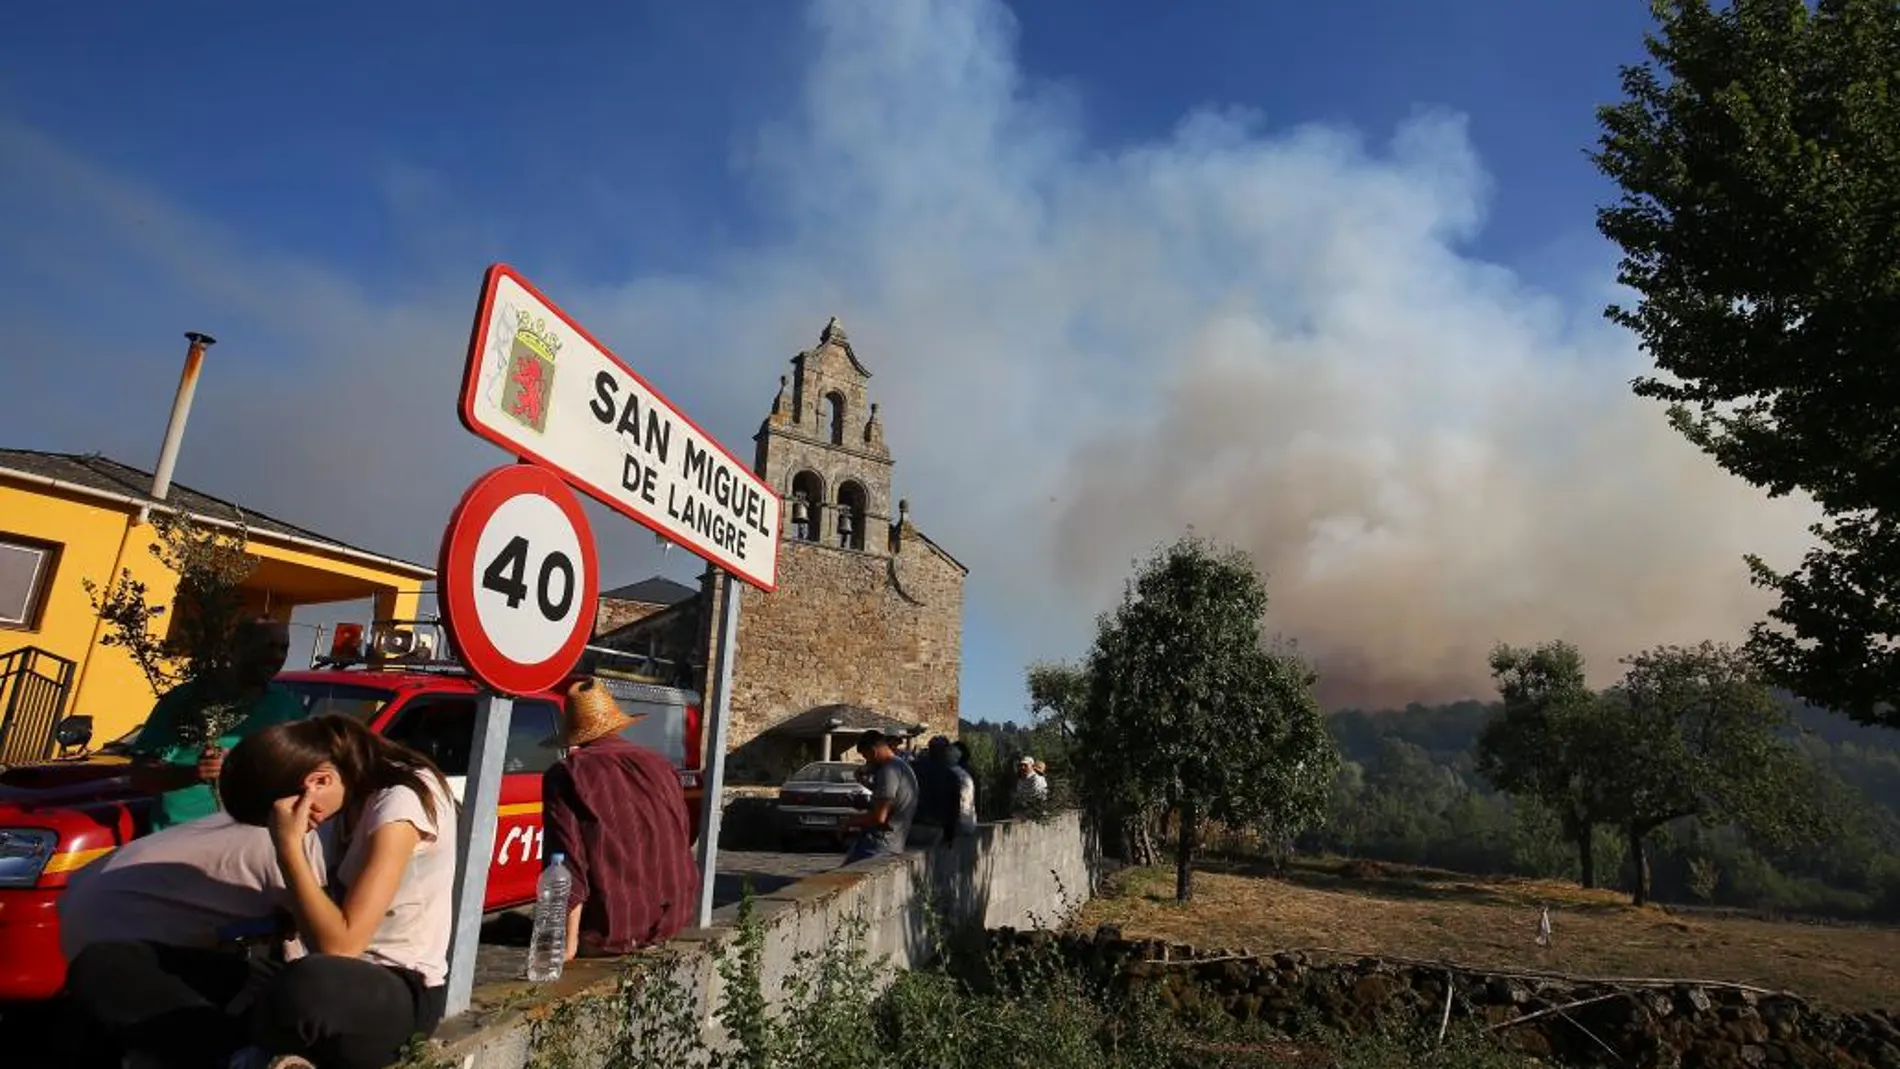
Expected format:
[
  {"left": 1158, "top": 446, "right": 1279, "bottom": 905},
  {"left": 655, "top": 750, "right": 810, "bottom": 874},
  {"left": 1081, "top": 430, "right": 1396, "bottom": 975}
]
[{"left": 472, "top": 848, "right": 843, "bottom": 986}]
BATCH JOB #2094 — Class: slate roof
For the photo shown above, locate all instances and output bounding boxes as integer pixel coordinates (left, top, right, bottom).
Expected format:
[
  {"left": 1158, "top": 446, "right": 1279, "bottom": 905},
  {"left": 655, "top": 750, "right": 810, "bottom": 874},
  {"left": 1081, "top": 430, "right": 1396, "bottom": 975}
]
[
  {"left": 600, "top": 575, "right": 701, "bottom": 606},
  {"left": 0, "top": 449, "right": 433, "bottom": 577},
  {"left": 764, "top": 703, "right": 928, "bottom": 740}
]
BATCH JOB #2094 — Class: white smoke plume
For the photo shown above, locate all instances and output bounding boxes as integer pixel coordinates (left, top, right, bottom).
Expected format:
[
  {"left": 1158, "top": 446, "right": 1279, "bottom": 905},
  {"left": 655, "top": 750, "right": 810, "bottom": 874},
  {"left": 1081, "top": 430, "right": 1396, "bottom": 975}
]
[{"left": 0, "top": 0, "right": 1819, "bottom": 709}]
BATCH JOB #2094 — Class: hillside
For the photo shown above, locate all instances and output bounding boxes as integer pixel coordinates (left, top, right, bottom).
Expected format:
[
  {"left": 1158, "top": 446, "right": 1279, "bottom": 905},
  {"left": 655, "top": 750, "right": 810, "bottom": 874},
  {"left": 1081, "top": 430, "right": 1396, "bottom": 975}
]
[
  {"left": 1309, "top": 699, "right": 1900, "bottom": 919},
  {"left": 965, "top": 694, "right": 1900, "bottom": 917},
  {"left": 1077, "top": 859, "right": 1900, "bottom": 1014}
]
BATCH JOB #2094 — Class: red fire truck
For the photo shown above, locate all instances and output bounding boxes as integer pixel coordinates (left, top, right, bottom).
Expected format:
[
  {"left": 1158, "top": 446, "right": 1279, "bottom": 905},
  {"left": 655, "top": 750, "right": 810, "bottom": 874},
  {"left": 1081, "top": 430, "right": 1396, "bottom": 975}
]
[{"left": 0, "top": 621, "right": 703, "bottom": 1003}]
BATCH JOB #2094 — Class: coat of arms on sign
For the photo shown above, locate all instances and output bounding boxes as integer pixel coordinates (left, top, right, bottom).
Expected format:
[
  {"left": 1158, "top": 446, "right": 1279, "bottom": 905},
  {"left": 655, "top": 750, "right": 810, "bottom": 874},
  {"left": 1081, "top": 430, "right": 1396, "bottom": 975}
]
[{"left": 502, "top": 310, "right": 562, "bottom": 434}]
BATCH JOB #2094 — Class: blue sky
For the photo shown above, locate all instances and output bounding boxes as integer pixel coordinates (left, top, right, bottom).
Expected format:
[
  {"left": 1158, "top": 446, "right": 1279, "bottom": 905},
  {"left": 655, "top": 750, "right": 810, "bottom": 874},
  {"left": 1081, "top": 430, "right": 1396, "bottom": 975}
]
[{"left": 0, "top": 1, "right": 1817, "bottom": 716}]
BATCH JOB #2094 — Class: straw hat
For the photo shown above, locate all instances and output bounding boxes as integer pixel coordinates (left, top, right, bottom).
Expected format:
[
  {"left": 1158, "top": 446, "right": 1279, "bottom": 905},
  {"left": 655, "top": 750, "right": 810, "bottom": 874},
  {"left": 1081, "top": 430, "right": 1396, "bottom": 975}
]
[{"left": 563, "top": 679, "right": 641, "bottom": 746}]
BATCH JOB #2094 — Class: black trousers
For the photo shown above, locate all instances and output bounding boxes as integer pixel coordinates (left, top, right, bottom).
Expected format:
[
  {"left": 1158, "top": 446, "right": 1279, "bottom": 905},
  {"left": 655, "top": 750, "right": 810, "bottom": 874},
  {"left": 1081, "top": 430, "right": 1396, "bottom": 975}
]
[{"left": 65, "top": 941, "right": 445, "bottom": 1069}]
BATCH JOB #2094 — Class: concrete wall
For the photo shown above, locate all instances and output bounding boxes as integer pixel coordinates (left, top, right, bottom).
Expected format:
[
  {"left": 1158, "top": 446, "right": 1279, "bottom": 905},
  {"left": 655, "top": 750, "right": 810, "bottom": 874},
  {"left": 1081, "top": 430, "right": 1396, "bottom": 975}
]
[{"left": 432, "top": 811, "right": 1094, "bottom": 1069}]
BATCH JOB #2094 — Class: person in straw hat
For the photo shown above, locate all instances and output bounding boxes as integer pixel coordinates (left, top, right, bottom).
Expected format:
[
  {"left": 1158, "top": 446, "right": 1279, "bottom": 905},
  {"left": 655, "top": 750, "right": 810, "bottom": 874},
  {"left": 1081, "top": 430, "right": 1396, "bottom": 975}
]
[{"left": 540, "top": 678, "right": 700, "bottom": 959}]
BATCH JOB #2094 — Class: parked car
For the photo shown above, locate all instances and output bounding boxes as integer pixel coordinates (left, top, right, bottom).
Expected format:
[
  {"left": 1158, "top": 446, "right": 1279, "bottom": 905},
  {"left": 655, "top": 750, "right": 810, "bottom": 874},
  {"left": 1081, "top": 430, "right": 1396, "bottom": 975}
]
[
  {"left": 0, "top": 663, "right": 703, "bottom": 1004},
  {"left": 774, "top": 761, "right": 871, "bottom": 851}
]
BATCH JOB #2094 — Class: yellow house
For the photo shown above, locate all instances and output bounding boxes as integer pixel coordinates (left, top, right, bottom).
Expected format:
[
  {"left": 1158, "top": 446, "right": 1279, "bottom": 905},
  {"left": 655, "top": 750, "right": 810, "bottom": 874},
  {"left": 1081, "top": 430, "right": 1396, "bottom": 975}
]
[{"left": 0, "top": 449, "right": 433, "bottom": 761}]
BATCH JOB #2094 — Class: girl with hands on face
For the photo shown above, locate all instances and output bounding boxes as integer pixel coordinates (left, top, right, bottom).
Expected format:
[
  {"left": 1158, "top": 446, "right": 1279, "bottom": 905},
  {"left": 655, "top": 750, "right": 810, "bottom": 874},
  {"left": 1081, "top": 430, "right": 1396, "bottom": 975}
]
[{"left": 219, "top": 715, "right": 459, "bottom": 1069}]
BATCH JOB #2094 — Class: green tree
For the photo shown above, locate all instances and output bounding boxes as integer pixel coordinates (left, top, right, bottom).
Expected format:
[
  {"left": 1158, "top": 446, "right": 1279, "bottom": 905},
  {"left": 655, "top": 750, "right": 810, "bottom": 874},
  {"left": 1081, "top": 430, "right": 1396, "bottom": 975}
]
[
  {"left": 1074, "top": 535, "right": 1338, "bottom": 902},
  {"left": 1025, "top": 661, "right": 1088, "bottom": 740},
  {"left": 1475, "top": 642, "right": 1617, "bottom": 888},
  {"left": 83, "top": 512, "right": 257, "bottom": 709},
  {"left": 1595, "top": 641, "right": 1822, "bottom": 906},
  {"left": 1594, "top": 0, "right": 1900, "bottom": 725}
]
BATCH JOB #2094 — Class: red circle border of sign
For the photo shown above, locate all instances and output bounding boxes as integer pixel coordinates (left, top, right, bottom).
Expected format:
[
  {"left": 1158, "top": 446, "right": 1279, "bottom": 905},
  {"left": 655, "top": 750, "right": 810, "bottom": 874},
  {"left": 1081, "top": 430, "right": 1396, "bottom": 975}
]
[{"left": 438, "top": 463, "right": 600, "bottom": 697}]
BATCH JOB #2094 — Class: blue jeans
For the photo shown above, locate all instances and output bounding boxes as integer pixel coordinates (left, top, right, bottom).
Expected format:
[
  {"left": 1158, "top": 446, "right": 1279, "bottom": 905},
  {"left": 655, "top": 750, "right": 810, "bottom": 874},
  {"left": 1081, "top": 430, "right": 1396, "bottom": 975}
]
[{"left": 844, "top": 834, "right": 898, "bottom": 866}]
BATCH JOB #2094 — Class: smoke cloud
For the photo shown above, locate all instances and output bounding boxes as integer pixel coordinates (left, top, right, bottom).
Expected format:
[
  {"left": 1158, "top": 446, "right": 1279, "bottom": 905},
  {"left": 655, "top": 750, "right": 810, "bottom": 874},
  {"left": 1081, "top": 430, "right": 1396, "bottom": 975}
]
[
  {"left": 719, "top": 0, "right": 1820, "bottom": 707},
  {"left": 0, "top": 0, "right": 1820, "bottom": 709}
]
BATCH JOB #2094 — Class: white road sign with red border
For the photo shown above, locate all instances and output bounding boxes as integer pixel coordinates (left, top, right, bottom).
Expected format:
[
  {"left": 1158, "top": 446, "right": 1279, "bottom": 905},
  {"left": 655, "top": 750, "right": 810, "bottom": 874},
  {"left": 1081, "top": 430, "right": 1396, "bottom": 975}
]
[
  {"left": 459, "top": 263, "right": 781, "bottom": 592},
  {"left": 438, "top": 464, "right": 600, "bottom": 696}
]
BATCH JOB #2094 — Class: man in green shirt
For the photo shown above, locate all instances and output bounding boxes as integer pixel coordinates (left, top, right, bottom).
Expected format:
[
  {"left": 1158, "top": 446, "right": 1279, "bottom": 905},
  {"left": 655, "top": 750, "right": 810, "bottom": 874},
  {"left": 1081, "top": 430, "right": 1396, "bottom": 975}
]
[{"left": 127, "top": 618, "right": 303, "bottom": 830}]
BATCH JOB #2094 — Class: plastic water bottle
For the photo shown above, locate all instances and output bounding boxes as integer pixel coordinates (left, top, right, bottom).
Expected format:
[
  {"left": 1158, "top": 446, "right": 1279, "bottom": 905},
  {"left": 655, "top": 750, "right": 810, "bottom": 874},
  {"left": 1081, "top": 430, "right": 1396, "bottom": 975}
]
[{"left": 526, "top": 853, "right": 572, "bottom": 982}]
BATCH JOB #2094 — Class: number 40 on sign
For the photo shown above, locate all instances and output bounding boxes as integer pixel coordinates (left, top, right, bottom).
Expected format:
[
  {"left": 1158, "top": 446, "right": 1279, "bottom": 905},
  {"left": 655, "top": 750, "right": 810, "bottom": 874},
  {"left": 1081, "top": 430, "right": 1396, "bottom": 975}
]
[{"left": 438, "top": 464, "right": 600, "bottom": 696}]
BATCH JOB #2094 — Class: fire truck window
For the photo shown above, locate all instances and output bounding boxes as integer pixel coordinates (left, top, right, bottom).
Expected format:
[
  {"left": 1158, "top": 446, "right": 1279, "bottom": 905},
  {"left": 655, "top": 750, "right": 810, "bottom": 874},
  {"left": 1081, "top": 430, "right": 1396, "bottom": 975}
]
[
  {"left": 279, "top": 681, "right": 394, "bottom": 723},
  {"left": 615, "top": 699, "right": 686, "bottom": 766},
  {"left": 506, "top": 701, "right": 564, "bottom": 775},
  {"left": 382, "top": 697, "right": 475, "bottom": 778}
]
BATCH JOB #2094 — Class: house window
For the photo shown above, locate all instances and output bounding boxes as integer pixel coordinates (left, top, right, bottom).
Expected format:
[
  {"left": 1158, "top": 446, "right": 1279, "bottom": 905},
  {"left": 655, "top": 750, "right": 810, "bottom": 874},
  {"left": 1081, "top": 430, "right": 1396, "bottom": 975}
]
[{"left": 0, "top": 536, "right": 58, "bottom": 631}]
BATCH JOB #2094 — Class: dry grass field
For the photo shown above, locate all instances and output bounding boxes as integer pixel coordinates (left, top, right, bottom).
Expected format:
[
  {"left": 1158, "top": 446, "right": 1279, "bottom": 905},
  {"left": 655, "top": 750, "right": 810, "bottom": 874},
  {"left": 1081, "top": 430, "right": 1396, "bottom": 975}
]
[{"left": 1076, "top": 857, "right": 1900, "bottom": 1013}]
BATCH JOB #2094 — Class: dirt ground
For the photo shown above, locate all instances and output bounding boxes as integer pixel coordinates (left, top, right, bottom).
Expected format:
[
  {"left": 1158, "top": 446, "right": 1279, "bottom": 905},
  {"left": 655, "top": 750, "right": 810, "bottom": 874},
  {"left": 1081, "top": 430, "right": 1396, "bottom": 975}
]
[{"left": 1076, "top": 857, "right": 1900, "bottom": 1013}]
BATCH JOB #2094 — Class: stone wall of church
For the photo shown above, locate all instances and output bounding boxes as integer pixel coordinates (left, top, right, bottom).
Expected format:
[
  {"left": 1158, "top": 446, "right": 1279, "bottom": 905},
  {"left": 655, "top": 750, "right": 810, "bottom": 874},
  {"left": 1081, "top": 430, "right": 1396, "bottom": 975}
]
[
  {"left": 757, "top": 431, "right": 894, "bottom": 548},
  {"left": 711, "top": 530, "right": 964, "bottom": 780}
]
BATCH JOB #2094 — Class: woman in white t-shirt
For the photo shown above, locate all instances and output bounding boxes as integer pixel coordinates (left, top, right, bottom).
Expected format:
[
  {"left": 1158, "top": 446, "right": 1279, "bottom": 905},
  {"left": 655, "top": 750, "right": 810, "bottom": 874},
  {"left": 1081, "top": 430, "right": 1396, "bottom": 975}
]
[{"left": 220, "top": 715, "right": 459, "bottom": 1069}]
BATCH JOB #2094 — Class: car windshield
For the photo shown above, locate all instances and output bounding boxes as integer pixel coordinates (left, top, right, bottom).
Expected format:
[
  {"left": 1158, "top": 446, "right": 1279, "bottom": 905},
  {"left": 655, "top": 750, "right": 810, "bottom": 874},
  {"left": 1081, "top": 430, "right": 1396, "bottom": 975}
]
[
  {"left": 790, "top": 763, "right": 862, "bottom": 785},
  {"left": 90, "top": 683, "right": 391, "bottom": 756},
  {"left": 277, "top": 680, "right": 397, "bottom": 722}
]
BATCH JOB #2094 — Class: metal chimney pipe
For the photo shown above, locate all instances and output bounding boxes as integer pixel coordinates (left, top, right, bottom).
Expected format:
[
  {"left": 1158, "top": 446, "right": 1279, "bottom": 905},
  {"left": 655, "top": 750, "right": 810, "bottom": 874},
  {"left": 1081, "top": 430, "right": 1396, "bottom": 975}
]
[{"left": 150, "top": 331, "right": 216, "bottom": 502}]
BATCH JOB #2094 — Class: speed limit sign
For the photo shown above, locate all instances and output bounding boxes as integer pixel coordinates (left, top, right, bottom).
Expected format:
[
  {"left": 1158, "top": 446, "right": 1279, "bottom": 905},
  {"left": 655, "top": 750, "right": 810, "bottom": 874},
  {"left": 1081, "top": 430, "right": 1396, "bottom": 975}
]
[{"left": 438, "top": 464, "right": 600, "bottom": 695}]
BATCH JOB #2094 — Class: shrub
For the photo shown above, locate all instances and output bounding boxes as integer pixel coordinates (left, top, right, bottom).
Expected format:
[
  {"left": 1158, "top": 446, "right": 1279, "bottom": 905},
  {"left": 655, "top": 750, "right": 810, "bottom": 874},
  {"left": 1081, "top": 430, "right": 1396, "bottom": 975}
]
[{"left": 577, "top": 894, "right": 1535, "bottom": 1069}]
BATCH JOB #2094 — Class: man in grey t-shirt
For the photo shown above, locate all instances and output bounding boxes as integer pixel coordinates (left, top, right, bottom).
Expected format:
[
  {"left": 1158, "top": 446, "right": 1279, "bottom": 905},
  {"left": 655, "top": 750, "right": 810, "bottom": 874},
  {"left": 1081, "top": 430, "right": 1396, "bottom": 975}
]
[{"left": 843, "top": 730, "right": 918, "bottom": 864}]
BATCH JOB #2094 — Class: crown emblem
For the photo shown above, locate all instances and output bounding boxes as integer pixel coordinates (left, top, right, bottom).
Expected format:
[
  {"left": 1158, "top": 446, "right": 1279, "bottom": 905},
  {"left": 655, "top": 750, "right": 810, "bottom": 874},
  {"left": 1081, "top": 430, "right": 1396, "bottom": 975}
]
[{"left": 514, "top": 311, "right": 563, "bottom": 363}]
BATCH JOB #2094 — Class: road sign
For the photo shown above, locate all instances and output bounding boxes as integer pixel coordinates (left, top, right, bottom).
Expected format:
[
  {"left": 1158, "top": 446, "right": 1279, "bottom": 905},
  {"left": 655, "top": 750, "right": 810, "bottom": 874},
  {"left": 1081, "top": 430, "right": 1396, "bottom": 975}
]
[
  {"left": 460, "top": 263, "right": 782, "bottom": 591},
  {"left": 438, "top": 464, "right": 600, "bottom": 696}
]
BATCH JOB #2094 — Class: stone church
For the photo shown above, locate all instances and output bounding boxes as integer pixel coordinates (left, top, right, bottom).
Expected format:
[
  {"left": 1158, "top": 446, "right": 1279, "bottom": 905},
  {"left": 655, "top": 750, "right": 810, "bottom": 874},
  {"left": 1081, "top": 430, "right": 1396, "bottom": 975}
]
[{"left": 594, "top": 318, "right": 967, "bottom": 781}]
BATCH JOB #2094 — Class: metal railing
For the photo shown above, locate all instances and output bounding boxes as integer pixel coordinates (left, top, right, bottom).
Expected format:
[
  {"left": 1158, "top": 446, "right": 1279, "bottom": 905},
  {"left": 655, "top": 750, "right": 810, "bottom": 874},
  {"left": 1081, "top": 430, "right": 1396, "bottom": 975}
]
[{"left": 0, "top": 646, "right": 77, "bottom": 766}]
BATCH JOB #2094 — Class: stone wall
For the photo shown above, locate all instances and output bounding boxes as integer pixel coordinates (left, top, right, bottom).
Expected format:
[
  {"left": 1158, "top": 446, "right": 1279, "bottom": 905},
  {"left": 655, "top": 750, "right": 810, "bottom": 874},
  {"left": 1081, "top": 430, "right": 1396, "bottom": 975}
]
[
  {"left": 430, "top": 811, "right": 1095, "bottom": 1069},
  {"left": 755, "top": 319, "right": 893, "bottom": 553},
  {"left": 981, "top": 929, "right": 1900, "bottom": 1069},
  {"left": 759, "top": 430, "right": 893, "bottom": 548},
  {"left": 594, "top": 318, "right": 967, "bottom": 779},
  {"left": 716, "top": 530, "right": 965, "bottom": 781}
]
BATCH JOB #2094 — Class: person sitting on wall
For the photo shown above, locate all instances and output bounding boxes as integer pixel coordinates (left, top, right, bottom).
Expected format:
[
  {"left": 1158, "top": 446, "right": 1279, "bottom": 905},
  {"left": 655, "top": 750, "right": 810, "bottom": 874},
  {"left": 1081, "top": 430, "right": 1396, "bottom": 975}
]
[
  {"left": 542, "top": 679, "right": 702, "bottom": 957},
  {"left": 909, "top": 735, "right": 961, "bottom": 848},
  {"left": 841, "top": 730, "right": 918, "bottom": 865},
  {"left": 61, "top": 812, "right": 333, "bottom": 961},
  {"left": 1013, "top": 755, "right": 1050, "bottom": 814},
  {"left": 216, "top": 715, "right": 460, "bottom": 1069},
  {"left": 951, "top": 743, "right": 979, "bottom": 838},
  {"left": 57, "top": 812, "right": 333, "bottom": 1069},
  {"left": 126, "top": 618, "right": 302, "bottom": 831}
]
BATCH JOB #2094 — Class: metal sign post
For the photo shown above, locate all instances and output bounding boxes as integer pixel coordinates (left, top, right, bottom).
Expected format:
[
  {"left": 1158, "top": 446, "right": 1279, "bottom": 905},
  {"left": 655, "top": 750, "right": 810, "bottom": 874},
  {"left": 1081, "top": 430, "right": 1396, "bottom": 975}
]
[
  {"left": 693, "top": 576, "right": 741, "bottom": 929},
  {"left": 434, "top": 465, "right": 598, "bottom": 1020},
  {"left": 445, "top": 691, "right": 514, "bottom": 1019}
]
